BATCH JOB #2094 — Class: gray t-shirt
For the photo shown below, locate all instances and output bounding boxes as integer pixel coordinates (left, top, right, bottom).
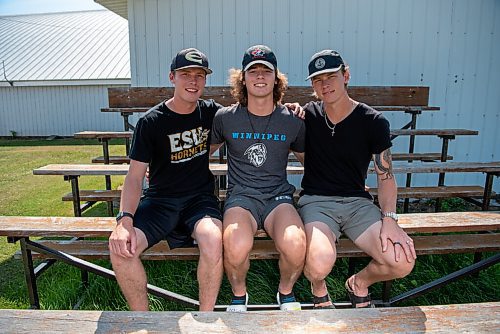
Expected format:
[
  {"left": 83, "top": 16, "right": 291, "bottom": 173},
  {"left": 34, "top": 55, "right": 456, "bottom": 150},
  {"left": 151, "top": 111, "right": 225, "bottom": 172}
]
[{"left": 212, "top": 104, "right": 305, "bottom": 192}]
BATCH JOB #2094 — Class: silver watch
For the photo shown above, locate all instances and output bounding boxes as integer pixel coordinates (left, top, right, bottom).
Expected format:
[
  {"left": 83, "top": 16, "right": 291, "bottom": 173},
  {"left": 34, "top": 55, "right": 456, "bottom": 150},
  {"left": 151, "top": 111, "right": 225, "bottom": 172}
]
[{"left": 382, "top": 211, "right": 399, "bottom": 222}]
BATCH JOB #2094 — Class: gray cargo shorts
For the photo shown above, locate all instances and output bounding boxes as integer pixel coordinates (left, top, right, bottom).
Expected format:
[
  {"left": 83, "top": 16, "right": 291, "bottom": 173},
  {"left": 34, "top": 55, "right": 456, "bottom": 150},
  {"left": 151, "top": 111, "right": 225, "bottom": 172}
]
[{"left": 297, "top": 194, "right": 382, "bottom": 241}]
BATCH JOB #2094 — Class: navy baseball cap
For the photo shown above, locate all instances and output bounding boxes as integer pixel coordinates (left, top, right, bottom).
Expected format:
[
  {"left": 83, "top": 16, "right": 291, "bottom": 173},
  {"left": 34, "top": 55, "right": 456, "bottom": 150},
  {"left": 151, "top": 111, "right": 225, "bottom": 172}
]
[
  {"left": 306, "top": 50, "right": 345, "bottom": 80},
  {"left": 170, "top": 48, "right": 212, "bottom": 74},
  {"left": 242, "top": 45, "right": 277, "bottom": 71}
]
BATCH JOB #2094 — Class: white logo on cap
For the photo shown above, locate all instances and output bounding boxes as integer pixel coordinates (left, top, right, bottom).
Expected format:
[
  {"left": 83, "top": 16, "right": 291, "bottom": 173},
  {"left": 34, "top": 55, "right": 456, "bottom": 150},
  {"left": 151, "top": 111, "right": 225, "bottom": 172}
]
[
  {"left": 185, "top": 51, "right": 203, "bottom": 64},
  {"left": 315, "top": 58, "right": 326, "bottom": 69}
]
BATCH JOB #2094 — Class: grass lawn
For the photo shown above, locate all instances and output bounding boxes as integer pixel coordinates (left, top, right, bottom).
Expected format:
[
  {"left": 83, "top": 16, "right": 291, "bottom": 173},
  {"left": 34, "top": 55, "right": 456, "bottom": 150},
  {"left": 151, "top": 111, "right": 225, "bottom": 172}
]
[{"left": 0, "top": 138, "right": 498, "bottom": 310}]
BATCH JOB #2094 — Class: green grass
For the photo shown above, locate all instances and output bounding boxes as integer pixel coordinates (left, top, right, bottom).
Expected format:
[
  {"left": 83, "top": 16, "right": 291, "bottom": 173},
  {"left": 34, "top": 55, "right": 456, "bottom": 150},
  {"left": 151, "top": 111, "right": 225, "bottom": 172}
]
[{"left": 0, "top": 139, "right": 498, "bottom": 310}]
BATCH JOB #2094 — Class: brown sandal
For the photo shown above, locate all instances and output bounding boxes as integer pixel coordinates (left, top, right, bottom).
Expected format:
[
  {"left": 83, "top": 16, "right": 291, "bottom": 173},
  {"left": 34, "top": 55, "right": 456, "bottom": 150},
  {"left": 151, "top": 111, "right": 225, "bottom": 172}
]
[
  {"left": 312, "top": 293, "right": 335, "bottom": 309},
  {"left": 345, "top": 277, "right": 374, "bottom": 308}
]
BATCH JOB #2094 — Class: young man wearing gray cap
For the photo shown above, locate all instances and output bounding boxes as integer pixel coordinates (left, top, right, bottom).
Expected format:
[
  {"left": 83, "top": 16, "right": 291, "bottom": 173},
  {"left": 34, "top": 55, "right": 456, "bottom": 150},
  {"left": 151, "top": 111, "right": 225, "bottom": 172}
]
[
  {"left": 109, "top": 48, "right": 224, "bottom": 311},
  {"left": 297, "top": 50, "right": 416, "bottom": 308},
  {"left": 211, "top": 45, "right": 306, "bottom": 312}
]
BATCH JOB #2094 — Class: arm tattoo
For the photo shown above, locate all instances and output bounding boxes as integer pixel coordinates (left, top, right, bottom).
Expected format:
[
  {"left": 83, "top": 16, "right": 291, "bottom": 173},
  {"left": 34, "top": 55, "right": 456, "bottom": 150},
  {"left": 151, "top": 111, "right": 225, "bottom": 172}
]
[{"left": 375, "top": 149, "right": 394, "bottom": 180}]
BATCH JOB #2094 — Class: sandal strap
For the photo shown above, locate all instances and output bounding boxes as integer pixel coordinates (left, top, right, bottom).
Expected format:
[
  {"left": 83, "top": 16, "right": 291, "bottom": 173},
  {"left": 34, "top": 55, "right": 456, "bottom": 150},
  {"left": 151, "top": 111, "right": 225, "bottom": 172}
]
[{"left": 312, "top": 293, "right": 331, "bottom": 305}]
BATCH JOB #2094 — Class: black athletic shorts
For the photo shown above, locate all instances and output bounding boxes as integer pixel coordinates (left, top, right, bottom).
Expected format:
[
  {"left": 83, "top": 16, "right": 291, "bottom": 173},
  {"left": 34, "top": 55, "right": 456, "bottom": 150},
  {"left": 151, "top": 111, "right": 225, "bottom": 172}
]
[{"left": 134, "top": 192, "right": 222, "bottom": 249}]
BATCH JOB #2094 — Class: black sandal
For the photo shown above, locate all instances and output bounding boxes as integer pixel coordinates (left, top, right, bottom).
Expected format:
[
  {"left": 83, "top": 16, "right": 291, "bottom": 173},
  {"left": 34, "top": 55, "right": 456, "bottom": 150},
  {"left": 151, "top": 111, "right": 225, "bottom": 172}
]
[
  {"left": 345, "top": 278, "right": 374, "bottom": 308},
  {"left": 312, "top": 294, "right": 335, "bottom": 309}
]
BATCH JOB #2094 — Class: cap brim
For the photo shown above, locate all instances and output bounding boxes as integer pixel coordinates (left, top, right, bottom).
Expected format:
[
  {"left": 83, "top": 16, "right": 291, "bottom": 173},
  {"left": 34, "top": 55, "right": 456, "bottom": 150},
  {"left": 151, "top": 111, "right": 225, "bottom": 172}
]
[
  {"left": 174, "top": 65, "right": 213, "bottom": 74},
  {"left": 305, "top": 66, "right": 342, "bottom": 80},
  {"left": 243, "top": 60, "right": 275, "bottom": 71}
]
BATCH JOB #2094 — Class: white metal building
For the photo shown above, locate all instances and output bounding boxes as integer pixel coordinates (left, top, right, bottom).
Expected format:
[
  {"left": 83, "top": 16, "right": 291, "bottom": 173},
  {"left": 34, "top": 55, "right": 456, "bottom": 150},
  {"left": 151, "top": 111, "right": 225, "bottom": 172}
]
[
  {"left": 0, "top": 10, "right": 130, "bottom": 136},
  {"left": 94, "top": 0, "right": 499, "bottom": 191}
]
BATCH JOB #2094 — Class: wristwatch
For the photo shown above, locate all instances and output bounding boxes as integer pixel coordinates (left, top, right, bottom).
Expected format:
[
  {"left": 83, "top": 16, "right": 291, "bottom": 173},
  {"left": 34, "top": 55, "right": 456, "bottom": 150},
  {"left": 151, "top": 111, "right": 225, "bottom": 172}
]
[
  {"left": 382, "top": 211, "right": 399, "bottom": 222},
  {"left": 116, "top": 211, "right": 134, "bottom": 223}
]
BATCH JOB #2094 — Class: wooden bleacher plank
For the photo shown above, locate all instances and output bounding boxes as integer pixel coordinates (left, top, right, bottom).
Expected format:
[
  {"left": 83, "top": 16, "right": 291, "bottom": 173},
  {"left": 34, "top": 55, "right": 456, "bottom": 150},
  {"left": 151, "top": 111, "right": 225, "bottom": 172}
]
[
  {"left": 74, "top": 131, "right": 133, "bottom": 139},
  {"left": 26, "top": 233, "right": 500, "bottom": 261},
  {"left": 61, "top": 190, "right": 121, "bottom": 202},
  {"left": 91, "top": 152, "right": 453, "bottom": 165},
  {"left": 0, "top": 302, "right": 498, "bottom": 333},
  {"left": 33, "top": 161, "right": 500, "bottom": 177},
  {"left": 103, "top": 86, "right": 436, "bottom": 109},
  {"left": 1, "top": 212, "right": 498, "bottom": 238}
]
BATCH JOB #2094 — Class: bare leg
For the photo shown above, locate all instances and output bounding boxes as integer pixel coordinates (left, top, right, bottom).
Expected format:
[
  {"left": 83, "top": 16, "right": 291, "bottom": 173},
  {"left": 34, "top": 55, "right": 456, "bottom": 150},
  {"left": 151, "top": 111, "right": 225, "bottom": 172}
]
[
  {"left": 223, "top": 207, "right": 257, "bottom": 296},
  {"left": 110, "top": 228, "right": 149, "bottom": 311},
  {"left": 192, "top": 216, "right": 223, "bottom": 311},
  {"left": 349, "top": 221, "right": 415, "bottom": 305},
  {"left": 264, "top": 204, "right": 306, "bottom": 295},
  {"left": 303, "top": 221, "right": 336, "bottom": 307}
]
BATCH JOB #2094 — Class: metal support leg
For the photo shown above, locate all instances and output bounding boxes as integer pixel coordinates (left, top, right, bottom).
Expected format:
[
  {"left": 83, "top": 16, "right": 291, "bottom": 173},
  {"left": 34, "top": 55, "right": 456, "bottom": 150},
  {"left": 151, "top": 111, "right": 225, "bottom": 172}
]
[
  {"left": 67, "top": 176, "right": 89, "bottom": 287},
  {"left": 481, "top": 173, "right": 495, "bottom": 211},
  {"left": 123, "top": 113, "right": 133, "bottom": 156},
  {"left": 382, "top": 280, "right": 393, "bottom": 303},
  {"left": 101, "top": 138, "right": 114, "bottom": 216},
  {"left": 403, "top": 112, "right": 419, "bottom": 213},
  {"left": 25, "top": 240, "right": 199, "bottom": 308},
  {"left": 20, "top": 238, "right": 40, "bottom": 309},
  {"left": 67, "top": 176, "right": 82, "bottom": 217},
  {"left": 347, "top": 258, "right": 356, "bottom": 277},
  {"left": 389, "top": 253, "right": 500, "bottom": 305},
  {"left": 435, "top": 136, "right": 452, "bottom": 212}
]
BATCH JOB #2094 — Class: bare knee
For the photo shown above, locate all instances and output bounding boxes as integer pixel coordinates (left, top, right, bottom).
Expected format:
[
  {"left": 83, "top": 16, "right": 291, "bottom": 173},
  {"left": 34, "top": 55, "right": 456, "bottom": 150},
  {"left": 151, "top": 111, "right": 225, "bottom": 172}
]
[
  {"left": 110, "top": 251, "right": 141, "bottom": 271},
  {"left": 196, "top": 226, "right": 223, "bottom": 266},
  {"left": 277, "top": 229, "right": 306, "bottom": 268},
  {"left": 385, "top": 258, "right": 415, "bottom": 279},
  {"left": 305, "top": 250, "right": 336, "bottom": 282},
  {"left": 223, "top": 232, "right": 253, "bottom": 267}
]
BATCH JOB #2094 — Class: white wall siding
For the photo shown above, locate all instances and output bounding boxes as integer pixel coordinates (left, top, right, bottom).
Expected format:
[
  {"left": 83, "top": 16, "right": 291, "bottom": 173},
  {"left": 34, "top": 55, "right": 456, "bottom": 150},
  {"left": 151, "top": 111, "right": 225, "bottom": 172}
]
[
  {"left": 0, "top": 85, "right": 129, "bottom": 136},
  {"left": 128, "top": 0, "right": 500, "bottom": 191}
]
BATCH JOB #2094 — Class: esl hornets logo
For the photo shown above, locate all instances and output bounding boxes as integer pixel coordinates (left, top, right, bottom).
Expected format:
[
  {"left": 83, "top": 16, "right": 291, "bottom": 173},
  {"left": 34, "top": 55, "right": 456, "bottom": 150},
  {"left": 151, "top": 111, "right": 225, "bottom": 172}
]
[{"left": 244, "top": 143, "right": 267, "bottom": 167}]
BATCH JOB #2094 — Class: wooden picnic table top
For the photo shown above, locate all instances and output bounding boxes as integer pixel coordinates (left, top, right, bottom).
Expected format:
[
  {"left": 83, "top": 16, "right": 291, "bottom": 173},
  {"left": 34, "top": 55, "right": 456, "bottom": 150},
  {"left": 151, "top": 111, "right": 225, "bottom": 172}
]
[
  {"left": 391, "top": 129, "right": 478, "bottom": 136},
  {"left": 0, "top": 302, "right": 497, "bottom": 333},
  {"left": 101, "top": 105, "right": 440, "bottom": 113},
  {"left": 1, "top": 212, "right": 498, "bottom": 237},
  {"left": 75, "top": 129, "right": 477, "bottom": 140},
  {"left": 33, "top": 161, "right": 500, "bottom": 176},
  {"left": 74, "top": 131, "right": 133, "bottom": 139}
]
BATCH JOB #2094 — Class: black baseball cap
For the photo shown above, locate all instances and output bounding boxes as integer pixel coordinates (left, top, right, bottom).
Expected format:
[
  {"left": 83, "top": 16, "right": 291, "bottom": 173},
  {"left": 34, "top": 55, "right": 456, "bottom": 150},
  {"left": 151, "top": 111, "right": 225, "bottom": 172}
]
[
  {"left": 306, "top": 50, "right": 345, "bottom": 80},
  {"left": 170, "top": 48, "right": 212, "bottom": 74},
  {"left": 242, "top": 45, "right": 277, "bottom": 71}
]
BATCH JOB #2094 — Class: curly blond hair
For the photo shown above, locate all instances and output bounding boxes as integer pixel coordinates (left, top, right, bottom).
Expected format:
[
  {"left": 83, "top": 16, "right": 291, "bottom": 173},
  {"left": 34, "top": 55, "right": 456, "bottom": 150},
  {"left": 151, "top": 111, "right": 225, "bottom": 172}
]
[{"left": 228, "top": 68, "right": 288, "bottom": 106}]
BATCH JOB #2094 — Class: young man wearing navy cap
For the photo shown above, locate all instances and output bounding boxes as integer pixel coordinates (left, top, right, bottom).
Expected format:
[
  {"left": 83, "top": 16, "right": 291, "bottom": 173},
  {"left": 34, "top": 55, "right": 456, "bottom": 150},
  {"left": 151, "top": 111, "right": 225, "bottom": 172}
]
[
  {"left": 211, "top": 45, "right": 306, "bottom": 312},
  {"left": 296, "top": 50, "right": 416, "bottom": 308},
  {"left": 109, "top": 48, "right": 224, "bottom": 311}
]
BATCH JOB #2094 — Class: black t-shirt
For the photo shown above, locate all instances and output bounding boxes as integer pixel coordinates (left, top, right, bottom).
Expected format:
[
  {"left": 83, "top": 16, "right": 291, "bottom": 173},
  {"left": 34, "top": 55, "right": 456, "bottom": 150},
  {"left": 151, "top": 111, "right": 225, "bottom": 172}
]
[
  {"left": 130, "top": 99, "right": 221, "bottom": 198},
  {"left": 301, "top": 102, "right": 392, "bottom": 199}
]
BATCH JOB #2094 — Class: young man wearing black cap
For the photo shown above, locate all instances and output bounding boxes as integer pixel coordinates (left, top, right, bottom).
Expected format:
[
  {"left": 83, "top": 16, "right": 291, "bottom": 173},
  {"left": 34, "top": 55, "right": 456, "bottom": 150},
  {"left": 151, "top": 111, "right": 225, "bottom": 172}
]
[
  {"left": 211, "top": 45, "right": 306, "bottom": 312},
  {"left": 297, "top": 50, "right": 416, "bottom": 308},
  {"left": 109, "top": 48, "right": 224, "bottom": 311}
]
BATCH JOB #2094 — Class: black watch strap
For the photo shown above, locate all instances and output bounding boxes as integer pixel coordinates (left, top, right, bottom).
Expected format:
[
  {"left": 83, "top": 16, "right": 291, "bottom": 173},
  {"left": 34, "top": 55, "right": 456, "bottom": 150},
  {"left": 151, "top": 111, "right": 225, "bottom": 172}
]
[{"left": 116, "top": 211, "right": 134, "bottom": 223}]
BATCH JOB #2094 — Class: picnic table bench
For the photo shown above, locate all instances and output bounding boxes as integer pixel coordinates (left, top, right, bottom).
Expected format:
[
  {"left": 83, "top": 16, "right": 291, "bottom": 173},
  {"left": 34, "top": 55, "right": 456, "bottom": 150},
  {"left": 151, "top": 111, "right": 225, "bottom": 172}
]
[
  {"left": 1, "top": 212, "right": 499, "bottom": 310},
  {"left": 33, "top": 161, "right": 499, "bottom": 217},
  {"left": 80, "top": 128, "right": 475, "bottom": 165},
  {"left": 0, "top": 302, "right": 498, "bottom": 333},
  {"left": 101, "top": 86, "right": 439, "bottom": 161}
]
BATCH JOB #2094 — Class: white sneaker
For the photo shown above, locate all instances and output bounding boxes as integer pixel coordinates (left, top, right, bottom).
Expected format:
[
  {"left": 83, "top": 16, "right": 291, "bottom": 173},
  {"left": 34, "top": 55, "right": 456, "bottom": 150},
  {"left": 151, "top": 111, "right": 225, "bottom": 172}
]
[
  {"left": 277, "top": 292, "right": 301, "bottom": 311},
  {"left": 226, "top": 293, "right": 248, "bottom": 312}
]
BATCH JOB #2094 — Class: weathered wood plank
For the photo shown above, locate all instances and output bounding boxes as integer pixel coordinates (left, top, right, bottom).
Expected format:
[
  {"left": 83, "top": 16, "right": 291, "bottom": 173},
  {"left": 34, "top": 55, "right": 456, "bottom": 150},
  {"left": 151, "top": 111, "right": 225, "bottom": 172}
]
[
  {"left": 74, "top": 131, "right": 133, "bottom": 139},
  {"left": 106, "top": 86, "right": 434, "bottom": 108},
  {"left": 0, "top": 212, "right": 498, "bottom": 237},
  {"left": 0, "top": 302, "right": 498, "bottom": 333},
  {"left": 26, "top": 233, "right": 500, "bottom": 260},
  {"left": 91, "top": 152, "right": 453, "bottom": 165},
  {"left": 33, "top": 161, "right": 500, "bottom": 176},
  {"left": 391, "top": 129, "right": 478, "bottom": 136},
  {"left": 76, "top": 129, "right": 476, "bottom": 141}
]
